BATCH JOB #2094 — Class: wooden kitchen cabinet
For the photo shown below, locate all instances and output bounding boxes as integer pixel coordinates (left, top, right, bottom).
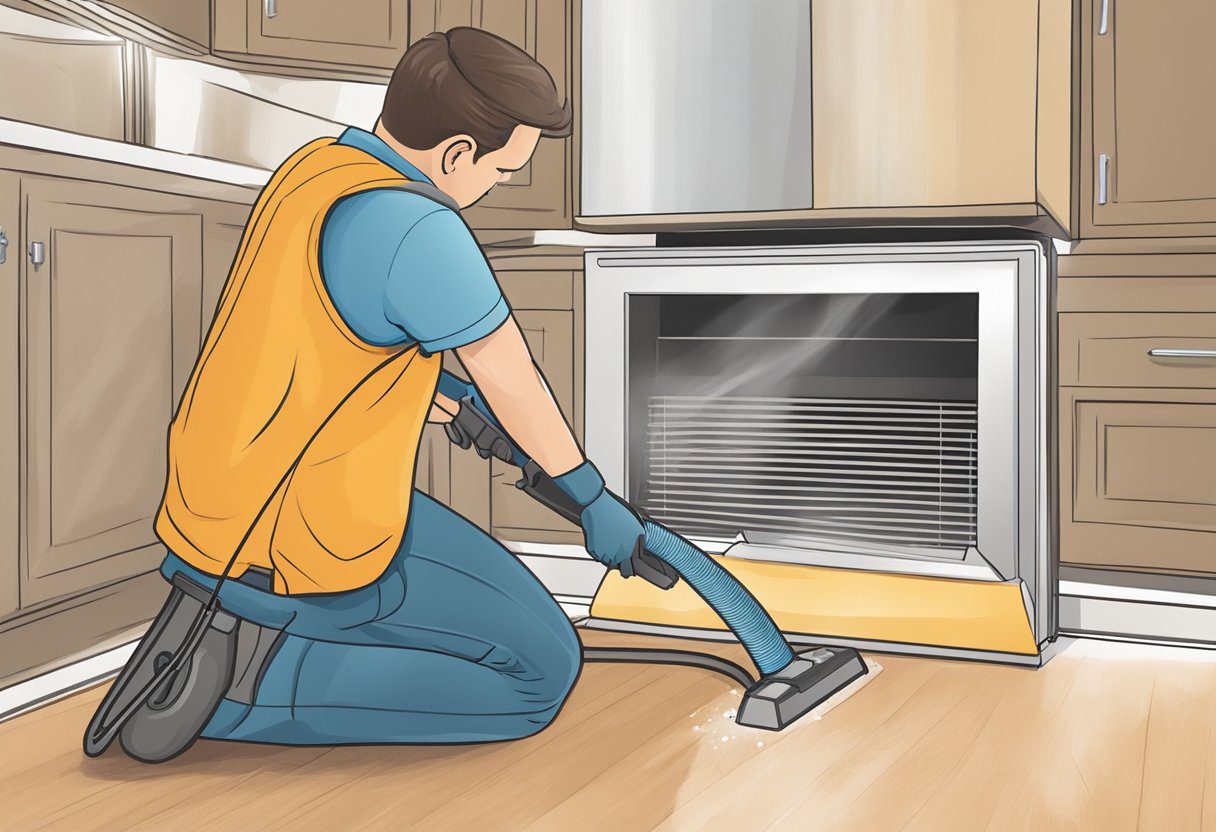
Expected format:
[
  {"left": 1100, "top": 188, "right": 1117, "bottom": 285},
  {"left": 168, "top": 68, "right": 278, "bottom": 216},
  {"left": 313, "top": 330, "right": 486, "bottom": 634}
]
[
  {"left": 20, "top": 178, "right": 203, "bottom": 607},
  {"left": 1058, "top": 281, "right": 1216, "bottom": 576},
  {"left": 812, "top": 0, "right": 1039, "bottom": 211},
  {"left": 213, "top": 0, "right": 410, "bottom": 75},
  {"left": 1085, "top": 0, "right": 1216, "bottom": 236},
  {"left": 411, "top": 0, "right": 572, "bottom": 230},
  {"left": 0, "top": 143, "right": 257, "bottom": 684}
]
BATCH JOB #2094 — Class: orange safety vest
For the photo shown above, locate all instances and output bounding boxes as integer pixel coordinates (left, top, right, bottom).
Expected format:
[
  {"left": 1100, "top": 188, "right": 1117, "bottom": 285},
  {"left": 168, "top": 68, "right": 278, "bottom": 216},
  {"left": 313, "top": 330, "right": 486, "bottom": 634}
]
[{"left": 156, "top": 138, "right": 442, "bottom": 595}]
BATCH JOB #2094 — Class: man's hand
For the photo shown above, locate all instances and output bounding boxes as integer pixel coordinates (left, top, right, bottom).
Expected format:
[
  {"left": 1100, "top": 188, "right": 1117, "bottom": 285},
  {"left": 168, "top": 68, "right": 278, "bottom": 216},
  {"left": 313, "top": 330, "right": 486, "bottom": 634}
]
[{"left": 552, "top": 461, "right": 643, "bottom": 578}]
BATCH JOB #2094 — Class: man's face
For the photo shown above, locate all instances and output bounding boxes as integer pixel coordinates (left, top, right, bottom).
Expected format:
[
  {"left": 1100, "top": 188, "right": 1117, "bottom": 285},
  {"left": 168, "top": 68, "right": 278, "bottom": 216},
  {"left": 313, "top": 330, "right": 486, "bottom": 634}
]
[{"left": 439, "top": 125, "right": 541, "bottom": 209}]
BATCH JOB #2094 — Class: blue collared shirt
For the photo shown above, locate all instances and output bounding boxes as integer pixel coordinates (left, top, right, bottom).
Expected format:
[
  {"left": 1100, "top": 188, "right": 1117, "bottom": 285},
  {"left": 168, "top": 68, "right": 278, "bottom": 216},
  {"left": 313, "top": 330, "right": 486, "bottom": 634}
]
[{"left": 318, "top": 127, "right": 509, "bottom": 353}]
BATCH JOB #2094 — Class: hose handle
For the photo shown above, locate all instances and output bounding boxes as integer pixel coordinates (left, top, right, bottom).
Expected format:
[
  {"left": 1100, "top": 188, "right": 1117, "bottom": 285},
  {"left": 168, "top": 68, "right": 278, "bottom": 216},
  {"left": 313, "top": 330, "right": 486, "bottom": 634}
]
[{"left": 516, "top": 461, "right": 677, "bottom": 590}]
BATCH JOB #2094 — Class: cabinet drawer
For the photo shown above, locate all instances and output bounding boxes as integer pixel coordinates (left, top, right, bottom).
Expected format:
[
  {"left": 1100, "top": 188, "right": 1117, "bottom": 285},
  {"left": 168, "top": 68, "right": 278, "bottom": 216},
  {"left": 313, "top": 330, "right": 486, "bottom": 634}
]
[
  {"left": 1060, "top": 313, "right": 1216, "bottom": 388},
  {"left": 1059, "top": 387, "right": 1216, "bottom": 574}
]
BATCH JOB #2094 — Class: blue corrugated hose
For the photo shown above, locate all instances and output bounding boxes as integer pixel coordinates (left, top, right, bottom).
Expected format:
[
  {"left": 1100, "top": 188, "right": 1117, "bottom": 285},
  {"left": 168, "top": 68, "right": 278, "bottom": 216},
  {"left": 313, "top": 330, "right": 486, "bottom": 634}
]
[{"left": 642, "top": 522, "right": 794, "bottom": 676}]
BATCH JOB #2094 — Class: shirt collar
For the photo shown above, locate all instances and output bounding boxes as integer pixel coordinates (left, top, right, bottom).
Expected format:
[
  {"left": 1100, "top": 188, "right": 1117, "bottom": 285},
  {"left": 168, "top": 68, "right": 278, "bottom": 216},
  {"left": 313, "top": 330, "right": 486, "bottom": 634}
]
[{"left": 337, "top": 126, "right": 434, "bottom": 185}]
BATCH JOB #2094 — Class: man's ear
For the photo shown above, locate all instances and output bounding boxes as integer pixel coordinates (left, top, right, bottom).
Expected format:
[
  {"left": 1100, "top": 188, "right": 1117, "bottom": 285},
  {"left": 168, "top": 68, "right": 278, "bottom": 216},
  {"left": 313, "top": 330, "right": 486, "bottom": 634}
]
[{"left": 442, "top": 136, "right": 477, "bottom": 175}]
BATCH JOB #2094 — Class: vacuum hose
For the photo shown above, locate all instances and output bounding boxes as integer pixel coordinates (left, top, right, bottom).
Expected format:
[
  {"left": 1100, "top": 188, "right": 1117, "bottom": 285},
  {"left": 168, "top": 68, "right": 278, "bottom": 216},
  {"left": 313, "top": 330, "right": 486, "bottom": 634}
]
[{"left": 639, "top": 522, "right": 794, "bottom": 676}]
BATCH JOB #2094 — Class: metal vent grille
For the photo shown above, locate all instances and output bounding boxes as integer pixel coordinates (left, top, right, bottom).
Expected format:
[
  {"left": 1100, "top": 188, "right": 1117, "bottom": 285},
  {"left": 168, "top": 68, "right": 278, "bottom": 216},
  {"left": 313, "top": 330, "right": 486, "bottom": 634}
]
[{"left": 641, "top": 395, "right": 978, "bottom": 554}]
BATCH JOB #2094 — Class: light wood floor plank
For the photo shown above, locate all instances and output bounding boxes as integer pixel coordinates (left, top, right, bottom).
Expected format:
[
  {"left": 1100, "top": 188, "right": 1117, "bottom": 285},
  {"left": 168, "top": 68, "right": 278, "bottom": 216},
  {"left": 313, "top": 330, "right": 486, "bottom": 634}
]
[
  {"left": 897, "top": 648, "right": 1082, "bottom": 831},
  {"left": 1137, "top": 656, "right": 1216, "bottom": 831}
]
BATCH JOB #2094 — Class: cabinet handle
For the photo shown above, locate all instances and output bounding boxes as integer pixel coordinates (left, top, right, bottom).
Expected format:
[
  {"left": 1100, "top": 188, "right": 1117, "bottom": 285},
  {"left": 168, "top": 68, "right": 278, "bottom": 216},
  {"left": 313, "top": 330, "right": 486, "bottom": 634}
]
[
  {"left": 265, "top": 0, "right": 277, "bottom": 19},
  {"left": 1098, "top": 153, "right": 1110, "bottom": 205},
  {"left": 1099, "top": 0, "right": 1109, "bottom": 35},
  {"left": 0, "top": 227, "right": 7, "bottom": 265},
  {"left": 28, "top": 241, "right": 44, "bottom": 272},
  {"left": 1148, "top": 348, "right": 1216, "bottom": 360}
]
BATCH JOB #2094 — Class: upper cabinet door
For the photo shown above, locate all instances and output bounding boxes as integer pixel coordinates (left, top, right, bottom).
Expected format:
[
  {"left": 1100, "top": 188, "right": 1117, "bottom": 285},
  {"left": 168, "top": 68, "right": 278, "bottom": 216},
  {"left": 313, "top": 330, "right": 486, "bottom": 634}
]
[
  {"left": 1089, "top": 0, "right": 1216, "bottom": 231},
  {"left": 812, "top": 0, "right": 1038, "bottom": 210},
  {"left": 214, "top": 0, "right": 409, "bottom": 72},
  {"left": 22, "top": 179, "right": 203, "bottom": 607},
  {"left": 412, "top": 0, "right": 571, "bottom": 229}
]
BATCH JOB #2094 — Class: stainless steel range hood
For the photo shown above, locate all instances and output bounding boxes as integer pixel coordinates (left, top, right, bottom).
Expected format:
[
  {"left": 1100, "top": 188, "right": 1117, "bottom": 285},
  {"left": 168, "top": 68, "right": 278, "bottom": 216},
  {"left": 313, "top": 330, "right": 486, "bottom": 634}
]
[{"left": 580, "top": 0, "right": 813, "bottom": 216}]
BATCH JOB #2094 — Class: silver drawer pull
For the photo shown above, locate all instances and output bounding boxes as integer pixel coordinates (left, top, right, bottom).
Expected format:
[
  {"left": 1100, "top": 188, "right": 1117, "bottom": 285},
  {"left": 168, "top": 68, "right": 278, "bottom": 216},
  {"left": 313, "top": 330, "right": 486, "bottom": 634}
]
[{"left": 1148, "top": 348, "right": 1216, "bottom": 359}]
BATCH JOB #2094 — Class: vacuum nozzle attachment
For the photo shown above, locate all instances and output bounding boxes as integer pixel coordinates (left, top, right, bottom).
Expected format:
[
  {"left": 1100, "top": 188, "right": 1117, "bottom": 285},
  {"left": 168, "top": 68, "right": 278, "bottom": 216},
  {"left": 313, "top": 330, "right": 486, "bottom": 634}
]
[{"left": 736, "top": 646, "right": 868, "bottom": 731}]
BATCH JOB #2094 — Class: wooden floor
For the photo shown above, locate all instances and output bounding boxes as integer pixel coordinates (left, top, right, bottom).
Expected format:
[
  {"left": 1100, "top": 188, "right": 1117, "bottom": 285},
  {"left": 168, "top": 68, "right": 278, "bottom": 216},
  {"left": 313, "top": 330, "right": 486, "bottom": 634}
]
[{"left": 3, "top": 629, "right": 1216, "bottom": 831}]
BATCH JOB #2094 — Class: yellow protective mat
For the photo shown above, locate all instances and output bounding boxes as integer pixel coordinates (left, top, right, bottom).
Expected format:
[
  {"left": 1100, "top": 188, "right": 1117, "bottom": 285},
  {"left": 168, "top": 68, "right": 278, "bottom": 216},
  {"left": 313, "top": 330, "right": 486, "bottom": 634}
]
[{"left": 590, "top": 554, "right": 1038, "bottom": 656}]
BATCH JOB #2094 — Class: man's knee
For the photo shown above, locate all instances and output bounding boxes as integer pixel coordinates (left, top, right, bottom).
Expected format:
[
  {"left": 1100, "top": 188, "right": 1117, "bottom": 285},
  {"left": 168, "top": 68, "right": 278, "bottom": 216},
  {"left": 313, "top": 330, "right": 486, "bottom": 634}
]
[{"left": 482, "top": 617, "right": 581, "bottom": 715}]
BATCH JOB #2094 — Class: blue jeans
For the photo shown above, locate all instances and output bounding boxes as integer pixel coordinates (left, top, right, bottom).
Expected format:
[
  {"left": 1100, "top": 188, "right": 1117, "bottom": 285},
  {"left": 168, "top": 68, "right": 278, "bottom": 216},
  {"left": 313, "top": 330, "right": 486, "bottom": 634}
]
[{"left": 160, "top": 492, "right": 582, "bottom": 745}]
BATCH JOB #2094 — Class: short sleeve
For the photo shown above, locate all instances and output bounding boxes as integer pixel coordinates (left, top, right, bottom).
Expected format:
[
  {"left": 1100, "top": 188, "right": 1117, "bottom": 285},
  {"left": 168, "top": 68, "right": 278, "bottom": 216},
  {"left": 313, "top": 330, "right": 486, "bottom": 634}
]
[{"left": 382, "top": 208, "right": 510, "bottom": 353}]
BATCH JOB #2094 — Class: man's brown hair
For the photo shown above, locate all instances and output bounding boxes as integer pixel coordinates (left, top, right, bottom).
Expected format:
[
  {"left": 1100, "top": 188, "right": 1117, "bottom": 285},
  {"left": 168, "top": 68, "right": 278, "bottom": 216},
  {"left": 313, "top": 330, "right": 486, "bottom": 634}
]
[{"left": 381, "top": 27, "right": 571, "bottom": 158}]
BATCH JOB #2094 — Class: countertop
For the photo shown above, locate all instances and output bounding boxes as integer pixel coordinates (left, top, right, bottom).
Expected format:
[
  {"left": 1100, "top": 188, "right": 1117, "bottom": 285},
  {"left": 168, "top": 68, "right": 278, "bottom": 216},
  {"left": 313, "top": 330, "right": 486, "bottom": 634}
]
[{"left": 0, "top": 118, "right": 270, "bottom": 189}]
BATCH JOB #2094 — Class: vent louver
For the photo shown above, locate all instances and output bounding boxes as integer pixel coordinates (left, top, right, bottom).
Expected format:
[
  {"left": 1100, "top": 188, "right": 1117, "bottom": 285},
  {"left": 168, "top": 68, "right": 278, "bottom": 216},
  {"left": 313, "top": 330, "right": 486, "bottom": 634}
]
[{"left": 642, "top": 395, "right": 979, "bottom": 554}]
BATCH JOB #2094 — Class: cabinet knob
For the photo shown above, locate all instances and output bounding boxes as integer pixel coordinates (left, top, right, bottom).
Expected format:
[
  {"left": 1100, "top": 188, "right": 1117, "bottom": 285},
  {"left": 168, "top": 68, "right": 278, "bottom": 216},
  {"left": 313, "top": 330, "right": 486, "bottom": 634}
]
[
  {"left": 28, "top": 240, "right": 45, "bottom": 272},
  {"left": 265, "top": 0, "right": 277, "bottom": 19},
  {"left": 0, "top": 227, "right": 7, "bottom": 265}
]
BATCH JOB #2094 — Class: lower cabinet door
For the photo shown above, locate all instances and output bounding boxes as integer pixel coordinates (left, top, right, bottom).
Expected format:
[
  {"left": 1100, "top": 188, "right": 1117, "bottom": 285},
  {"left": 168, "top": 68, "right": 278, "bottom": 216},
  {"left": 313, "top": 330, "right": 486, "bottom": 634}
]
[
  {"left": 22, "top": 178, "right": 203, "bottom": 607},
  {"left": 1060, "top": 386, "right": 1216, "bottom": 574}
]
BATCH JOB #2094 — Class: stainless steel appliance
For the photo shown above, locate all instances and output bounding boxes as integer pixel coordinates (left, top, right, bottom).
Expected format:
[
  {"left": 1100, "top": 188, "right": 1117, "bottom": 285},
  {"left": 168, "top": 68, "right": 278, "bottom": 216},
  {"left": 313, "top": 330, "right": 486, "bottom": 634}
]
[
  {"left": 580, "top": 0, "right": 813, "bottom": 216},
  {"left": 584, "top": 241, "right": 1054, "bottom": 662}
]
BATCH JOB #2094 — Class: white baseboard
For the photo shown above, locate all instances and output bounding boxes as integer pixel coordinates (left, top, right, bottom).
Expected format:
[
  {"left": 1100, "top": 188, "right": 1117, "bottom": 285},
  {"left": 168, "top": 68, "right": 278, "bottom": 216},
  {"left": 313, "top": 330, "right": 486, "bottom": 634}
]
[
  {"left": 1059, "top": 580, "right": 1216, "bottom": 646},
  {"left": 0, "top": 637, "right": 141, "bottom": 724},
  {"left": 505, "top": 540, "right": 604, "bottom": 602}
]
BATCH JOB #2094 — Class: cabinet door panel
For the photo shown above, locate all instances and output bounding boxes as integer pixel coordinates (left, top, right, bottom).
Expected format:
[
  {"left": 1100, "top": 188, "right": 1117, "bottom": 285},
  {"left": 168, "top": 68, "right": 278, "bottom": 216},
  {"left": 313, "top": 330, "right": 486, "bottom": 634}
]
[
  {"left": 0, "top": 171, "right": 17, "bottom": 620},
  {"left": 1091, "top": 0, "right": 1216, "bottom": 227},
  {"left": 812, "top": 0, "right": 1037, "bottom": 209},
  {"left": 491, "top": 309, "right": 578, "bottom": 541},
  {"left": 1061, "top": 387, "right": 1216, "bottom": 574},
  {"left": 239, "top": 0, "right": 409, "bottom": 69},
  {"left": 23, "top": 180, "right": 202, "bottom": 606}
]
